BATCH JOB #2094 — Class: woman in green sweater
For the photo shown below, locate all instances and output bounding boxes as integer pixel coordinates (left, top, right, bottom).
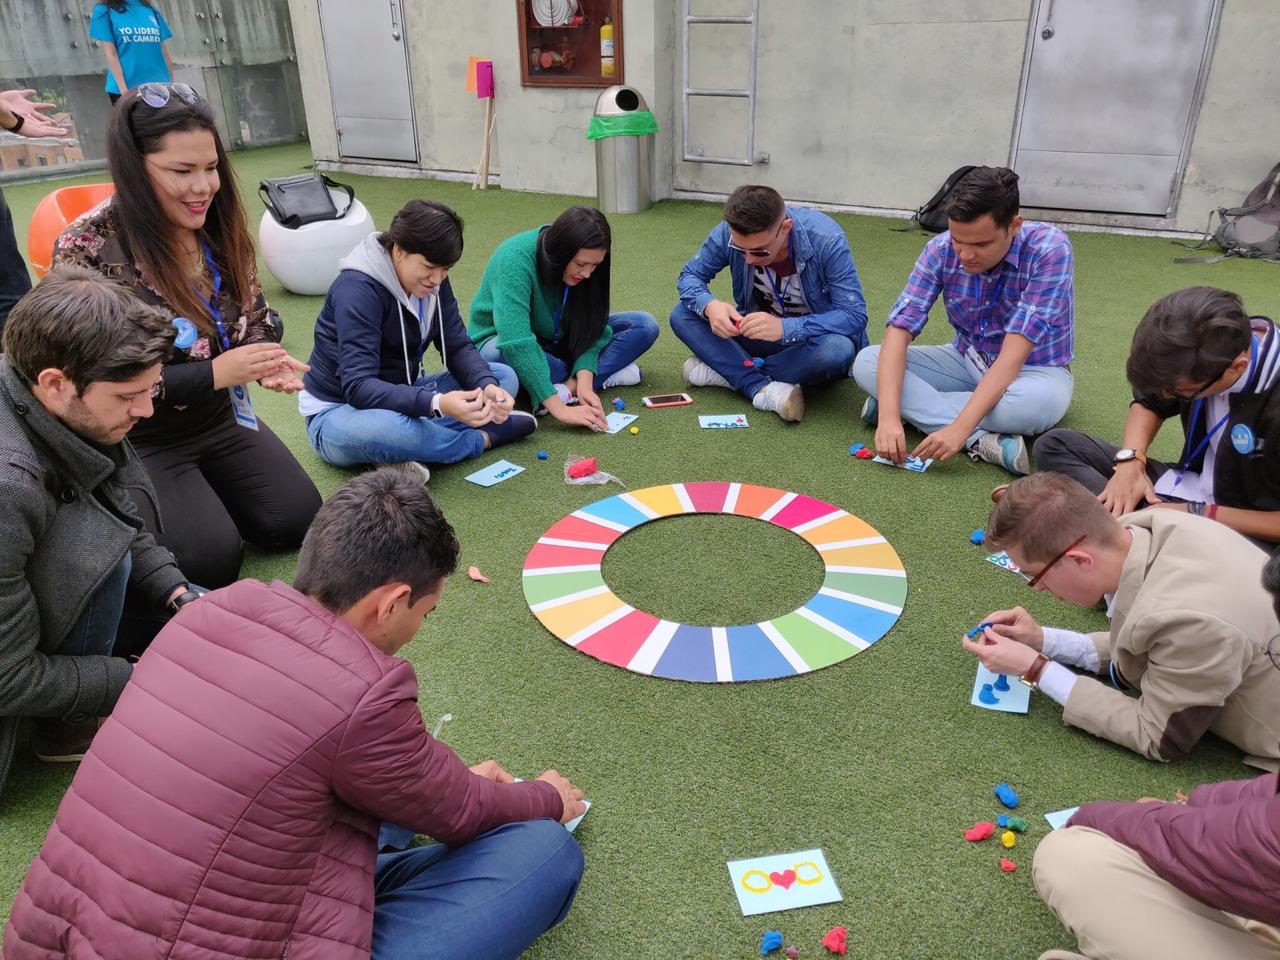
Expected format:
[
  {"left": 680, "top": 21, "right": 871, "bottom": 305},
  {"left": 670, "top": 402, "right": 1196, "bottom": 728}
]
[{"left": 470, "top": 206, "right": 659, "bottom": 430}]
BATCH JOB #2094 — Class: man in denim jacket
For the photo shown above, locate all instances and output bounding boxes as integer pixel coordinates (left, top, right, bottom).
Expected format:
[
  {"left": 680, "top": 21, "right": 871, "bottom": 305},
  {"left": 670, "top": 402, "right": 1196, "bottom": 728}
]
[{"left": 670, "top": 185, "right": 868, "bottom": 423}]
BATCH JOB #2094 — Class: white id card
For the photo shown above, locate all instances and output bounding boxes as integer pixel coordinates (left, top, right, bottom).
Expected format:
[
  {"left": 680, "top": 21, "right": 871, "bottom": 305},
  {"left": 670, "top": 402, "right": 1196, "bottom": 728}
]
[{"left": 229, "top": 384, "right": 259, "bottom": 431}]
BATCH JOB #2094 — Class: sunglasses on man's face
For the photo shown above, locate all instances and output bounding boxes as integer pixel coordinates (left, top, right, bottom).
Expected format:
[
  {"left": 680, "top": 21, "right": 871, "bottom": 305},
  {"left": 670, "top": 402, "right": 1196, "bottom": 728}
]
[
  {"left": 137, "top": 82, "right": 203, "bottom": 109},
  {"left": 1017, "top": 534, "right": 1087, "bottom": 588},
  {"left": 728, "top": 219, "right": 784, "bottom": 258}
]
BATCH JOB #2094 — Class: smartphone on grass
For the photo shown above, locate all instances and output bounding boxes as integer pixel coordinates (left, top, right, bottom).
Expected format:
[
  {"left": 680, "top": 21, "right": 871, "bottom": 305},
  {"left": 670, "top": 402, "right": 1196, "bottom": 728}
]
[{"left": 641, "top": 393, "right": 693, "bottom": 408}]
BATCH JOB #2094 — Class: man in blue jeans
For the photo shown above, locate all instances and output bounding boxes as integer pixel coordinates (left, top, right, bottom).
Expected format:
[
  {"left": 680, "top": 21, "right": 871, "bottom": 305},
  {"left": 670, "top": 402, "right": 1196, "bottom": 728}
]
[
  {"left": 670, "top": 184, "right": 868, "bottom": 423},
  {"left": 0, "top": 266, "right": 195, "bottom": 795},
  {"left": 853, "top": 166, "right": 1075, "bottom": 474}
]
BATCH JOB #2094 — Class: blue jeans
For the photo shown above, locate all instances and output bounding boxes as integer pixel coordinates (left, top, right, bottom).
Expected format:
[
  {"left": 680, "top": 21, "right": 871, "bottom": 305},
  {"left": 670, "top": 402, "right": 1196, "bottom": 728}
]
[
  {"left": 373, "top": 820, "right": 584, "bottom": 960},
  {"left": 477, "top": 311, "right": 660, "bottom": 391},
  {"left": 668, "top": 302, "right": 856, "bottom": 399},
  {"left": 852, "top": 342, "right": 1074, "bottom": 445},
  {"left": 306, "top": 364, "right": 519, "bottom": 468},
  {"left": 59, "top": 554, "right": 132, "bottom": 658}
]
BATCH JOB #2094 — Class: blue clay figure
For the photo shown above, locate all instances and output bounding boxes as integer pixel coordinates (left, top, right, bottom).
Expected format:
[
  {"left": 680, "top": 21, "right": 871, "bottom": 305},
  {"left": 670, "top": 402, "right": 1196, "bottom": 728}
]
[
  {"left": 978, "top": 683, "right": 999, "bottom": 705},
  {"left": 970, "top": 528, "right": 985, "bottom": 545},
  {"left": 993, "top": 673, "right": 1011, "bottom": 692},
  {"left": 994, "top": 782, "right": 1020, "bottom": 809},
  {"left": 762, "top": 930, "right": 784, "bottom": 955}
]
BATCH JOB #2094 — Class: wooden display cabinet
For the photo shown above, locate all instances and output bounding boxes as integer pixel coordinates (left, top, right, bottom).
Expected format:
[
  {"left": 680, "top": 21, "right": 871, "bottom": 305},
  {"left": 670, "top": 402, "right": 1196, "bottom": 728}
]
[{"left": 516, "top": 0, "right": 624, "bottom": 88}]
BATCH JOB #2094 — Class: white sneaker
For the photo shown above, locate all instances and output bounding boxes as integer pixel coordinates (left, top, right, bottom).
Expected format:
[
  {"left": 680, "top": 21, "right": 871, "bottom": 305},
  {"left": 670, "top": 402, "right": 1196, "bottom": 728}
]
[
  {"left": 752, "top": 381, "right": 804, "bottom": 422},
  {"left": 387, "top": 461, "right": 430, "bottom": 484},
  {"left": 969, "top": 431, "right": 1030, "bottom": 475},
  {"left": 681, "top": 356, "right": 731, "bottom": 389},
  {"left": 600, "top": 363, "right": 642, "bottom": 389}
]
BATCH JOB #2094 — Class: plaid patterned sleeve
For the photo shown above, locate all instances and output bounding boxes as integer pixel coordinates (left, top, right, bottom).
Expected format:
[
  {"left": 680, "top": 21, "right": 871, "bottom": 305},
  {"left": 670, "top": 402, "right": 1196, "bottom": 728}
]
[
  {"left": 887, "top": 236, "right": 945, "bottom": 337},
  {"left": 1003, "top": 227, "right": 1074, "bottom": 365}
]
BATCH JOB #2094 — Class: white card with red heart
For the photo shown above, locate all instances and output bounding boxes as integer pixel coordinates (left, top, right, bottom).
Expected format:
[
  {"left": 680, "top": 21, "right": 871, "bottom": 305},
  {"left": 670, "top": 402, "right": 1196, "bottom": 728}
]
[{"left": 726, "top": 847, "right": 842, "bottom": 916}]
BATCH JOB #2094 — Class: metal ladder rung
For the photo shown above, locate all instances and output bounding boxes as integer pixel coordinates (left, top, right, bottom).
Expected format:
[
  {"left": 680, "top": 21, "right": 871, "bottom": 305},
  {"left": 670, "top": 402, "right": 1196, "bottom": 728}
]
[
  {"left": 687, "top": 16, "right": 753, "bottom": 24},
  {"left": 687, "top": 88, "right": 750, "bottom": 99}
]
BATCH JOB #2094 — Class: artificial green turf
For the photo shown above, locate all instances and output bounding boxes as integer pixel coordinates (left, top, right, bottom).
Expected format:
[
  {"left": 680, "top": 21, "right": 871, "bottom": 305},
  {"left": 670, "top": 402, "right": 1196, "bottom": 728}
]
[{"left": 1, "top": 145, "right": 1276, "bottom": 958}]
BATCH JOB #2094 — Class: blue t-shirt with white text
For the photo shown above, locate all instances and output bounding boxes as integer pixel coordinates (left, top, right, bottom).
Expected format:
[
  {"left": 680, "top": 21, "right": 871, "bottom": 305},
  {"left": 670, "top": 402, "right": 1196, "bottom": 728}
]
[{"left": 89, "top": 1, "right": 173, "bottom": 95}]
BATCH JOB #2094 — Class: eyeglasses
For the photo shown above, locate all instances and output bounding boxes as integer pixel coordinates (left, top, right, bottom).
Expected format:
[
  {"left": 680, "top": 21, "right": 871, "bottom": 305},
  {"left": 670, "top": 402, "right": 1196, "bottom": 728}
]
[
  {"left": 1168, "top": 358, "right": 1235, "bottom": 401},
  {"left": 1019, "top": 534, "right": 1087, "bottom": 588},
  {"left": 137, "top": 82, "right": 203, "bottom": 109},
  {"left": 728, "top": 219, "right": 784, "bottom": 258},
  {"left": 1268, "top": 634, "right": 1279, "bottom": 673}
]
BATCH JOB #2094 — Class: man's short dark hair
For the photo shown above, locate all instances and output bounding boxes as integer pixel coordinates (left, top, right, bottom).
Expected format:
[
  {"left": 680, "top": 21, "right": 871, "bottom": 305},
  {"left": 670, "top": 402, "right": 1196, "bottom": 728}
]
[
  {"left": 945, "top": 166, "right": 1021, "bottom": 229},
  {"left": 294, "top": 469, "right": 461, "bottom": 614},
  {"left": 1126, "top": 287, "right": 1252, "bottom": 398},
  {"left": 724, "top": 185, "right": 785, "bottom": 235},
  {"left": 2, "top": 265, "right": 174, "bottom": 394}
]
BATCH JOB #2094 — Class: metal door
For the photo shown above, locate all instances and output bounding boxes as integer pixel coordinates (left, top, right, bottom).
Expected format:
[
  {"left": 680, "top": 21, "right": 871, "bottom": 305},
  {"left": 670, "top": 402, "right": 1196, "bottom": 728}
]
[
  {"left": 317, "top": 0, "right": 417, "bottom": 163},
  {"left": 1011, "top": 0, "right": 1222, "bottom": 216}
]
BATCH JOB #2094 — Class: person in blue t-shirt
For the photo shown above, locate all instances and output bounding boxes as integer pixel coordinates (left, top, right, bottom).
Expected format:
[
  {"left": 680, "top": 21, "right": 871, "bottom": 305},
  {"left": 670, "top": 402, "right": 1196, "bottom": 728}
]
[{"left": 89, "top": 1, "right": 175, "bottom": 104}]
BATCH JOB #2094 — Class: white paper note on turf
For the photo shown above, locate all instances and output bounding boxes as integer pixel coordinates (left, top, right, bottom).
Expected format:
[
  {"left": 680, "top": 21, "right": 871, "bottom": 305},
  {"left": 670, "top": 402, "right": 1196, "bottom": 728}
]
[
  {"left": 699, "top": 414, "right": 749, "bottom": 429},
  {"left": 970, "top": 662, "right": 1031, "bottom": 714},
  {"left": 986, "top": 551, "right": 1022, "bottom": 574},
  {"left": 464, "top": 459, "right": 525, "bottom": 487},
  {"left": 513, "top": 778, "right": 591, "bottom": 833},
  {"left": 1044, "top": 807, "right": 1080, "bottom": 830},
  {"left": 871, "top": 454, "right": 934, "bottom": 473},
  {"left": 604, "top": 411, "right": 638, "bottom": 434},
  {"left": 726, "top": 848, "right": 842, "bottom": 917}
]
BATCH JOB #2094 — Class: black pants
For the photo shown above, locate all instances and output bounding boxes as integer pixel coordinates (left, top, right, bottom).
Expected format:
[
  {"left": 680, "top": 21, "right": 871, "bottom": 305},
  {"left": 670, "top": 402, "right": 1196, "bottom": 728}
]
[
  {"left": 131, "top": 411, "right": 322, "bottom": 589},
  {"left": 0, "top": 185, "right": 32, "bottom": 336},
  {"left": 1033, "top": 428, "right": 1173, "bottom": 498}
]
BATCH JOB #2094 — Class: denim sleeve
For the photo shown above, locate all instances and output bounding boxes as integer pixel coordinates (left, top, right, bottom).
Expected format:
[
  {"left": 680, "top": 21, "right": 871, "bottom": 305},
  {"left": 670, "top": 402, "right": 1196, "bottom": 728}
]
[
  {"left": 887, "top": 237, "right": 945, "bottom": 338},
  {"left": 676, "top": 224, "right": 732, "bottom": 318},
  {"left": 789, "top": 230, "right": 867, "bottom": 346}
]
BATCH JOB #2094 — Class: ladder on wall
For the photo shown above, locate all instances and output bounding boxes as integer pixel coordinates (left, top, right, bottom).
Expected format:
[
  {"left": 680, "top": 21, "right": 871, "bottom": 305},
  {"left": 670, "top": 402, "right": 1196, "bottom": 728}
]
[{"left": 681, "top": 0, "right": 767, "bottom": 166}]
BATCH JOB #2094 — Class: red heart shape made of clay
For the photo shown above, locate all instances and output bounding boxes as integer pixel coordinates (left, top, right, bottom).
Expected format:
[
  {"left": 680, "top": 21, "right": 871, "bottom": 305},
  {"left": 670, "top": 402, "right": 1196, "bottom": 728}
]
[{"left": 768, "top": 869, "right": 797, "bottom": 889}]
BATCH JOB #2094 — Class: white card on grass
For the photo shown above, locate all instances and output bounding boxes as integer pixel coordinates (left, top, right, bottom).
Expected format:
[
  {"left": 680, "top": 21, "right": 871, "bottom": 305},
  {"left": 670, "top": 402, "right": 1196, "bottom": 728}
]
[
  {"left": 1045, "top": 807, "right": 1080, "bottom": 830},
  {"left": 970, "top": 662, "right": 1031, "bottom": 714},
  {"left": 514, "top": 778, "right": 591, "bottom": 833},
  {"left": 464, "top": 459, "right": 524, "bottom": 487},
  {"left": 726, "top": 848, "right": 842, "bottom": 917},
  {"left": 604, "top": 411, "right": 638, "bottom": 433},
  {"left": 872, "top": 454, "right": 934, "bottom": 473},
  {"left": 986, "top": 551, "right": 1022, "bottom": 574},
  {"left": 699, "top": 414, "right": 749, "bottom": 429}
]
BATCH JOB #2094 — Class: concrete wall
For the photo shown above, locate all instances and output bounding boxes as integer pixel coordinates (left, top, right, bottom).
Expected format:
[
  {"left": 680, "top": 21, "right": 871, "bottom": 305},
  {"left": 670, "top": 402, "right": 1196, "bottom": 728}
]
[{"left": 290, "top": 0, "right": 1280, "bottom": 232}]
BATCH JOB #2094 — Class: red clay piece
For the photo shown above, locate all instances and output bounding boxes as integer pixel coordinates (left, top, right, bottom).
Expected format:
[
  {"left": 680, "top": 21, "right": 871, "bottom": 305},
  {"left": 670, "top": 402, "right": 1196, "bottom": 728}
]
[
  {"left": 821, "top": 927, "right": 847, "bottom": 955},
  {"left": 566, "top": 457, "right": 598, "bottom": 479},
  {"left": 854, "top": 448, "right": 875, "bottom": 459},
  {"left": 1000, "top": 857, "right": 1017, "bottom": 873},
  {"left": 964, "top": 820, "right": 995, "bottom": 842},
  {"left": 786, "top": 947, "right": 799, "bottom": 959},
  {"left": 466, "top": 566, "right": 490, "bottom": 584}
]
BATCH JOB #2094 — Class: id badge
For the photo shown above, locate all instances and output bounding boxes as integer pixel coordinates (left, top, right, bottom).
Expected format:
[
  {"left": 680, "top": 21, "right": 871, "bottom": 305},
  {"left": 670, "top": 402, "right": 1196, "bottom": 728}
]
[{"left": 229, "top": 384, "right": 259, "bottom": 431}]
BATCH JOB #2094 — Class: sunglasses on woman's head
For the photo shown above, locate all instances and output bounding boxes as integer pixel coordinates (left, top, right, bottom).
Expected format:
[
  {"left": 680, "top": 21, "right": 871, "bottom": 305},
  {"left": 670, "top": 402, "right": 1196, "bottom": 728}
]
[{"left": 137, "top": 82, "right": 203, "bottom": 109}]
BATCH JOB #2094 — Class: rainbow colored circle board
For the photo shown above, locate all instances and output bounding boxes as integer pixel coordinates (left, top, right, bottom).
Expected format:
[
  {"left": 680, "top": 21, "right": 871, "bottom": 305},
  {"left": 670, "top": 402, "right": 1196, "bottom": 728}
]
[{"left": 522, "top": 482, "right": 907, "bottom": 682}]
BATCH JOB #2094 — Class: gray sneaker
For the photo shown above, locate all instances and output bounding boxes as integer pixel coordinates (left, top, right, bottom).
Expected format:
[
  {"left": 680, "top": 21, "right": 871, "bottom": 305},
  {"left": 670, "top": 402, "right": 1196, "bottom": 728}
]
[
  {"left": 860, "top": 396, "right": 878, "bottom": 426},
  {"left": 970, "top": 432, "right": 1029, "bottom": 476},
  {"left": 752, "top": 381, "right": 804, "bottom": 422},
  {"left": 387, "top": 461, "right": 431, "bottom": 484},
  {"left": 681, "top": 356, "right": 731, "bottom": 389}
]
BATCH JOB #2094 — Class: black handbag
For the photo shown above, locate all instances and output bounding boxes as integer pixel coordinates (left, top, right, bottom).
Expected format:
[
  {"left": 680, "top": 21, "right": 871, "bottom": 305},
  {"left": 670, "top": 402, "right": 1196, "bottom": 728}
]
[{"left": 258, "top": 172, "right": 355, "bottom": 229}]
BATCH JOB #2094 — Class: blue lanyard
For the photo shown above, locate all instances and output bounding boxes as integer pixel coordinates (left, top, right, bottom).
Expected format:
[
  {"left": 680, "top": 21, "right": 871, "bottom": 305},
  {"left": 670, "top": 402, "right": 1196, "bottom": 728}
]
[
  {"left": 553, "top": 284, "right": 569, "bottom": 341},
  {"left": 1173, "top": 334, "right": 1258, "bottom": 485},
  {"left": 415, "top": 298, "right": 433, "bottom": 365},
  {"left": 195, "top": 239, "right": 229, "bottom": 351},
  {"left": 762, "top": 233, "right": 794, "bottom": 318}
]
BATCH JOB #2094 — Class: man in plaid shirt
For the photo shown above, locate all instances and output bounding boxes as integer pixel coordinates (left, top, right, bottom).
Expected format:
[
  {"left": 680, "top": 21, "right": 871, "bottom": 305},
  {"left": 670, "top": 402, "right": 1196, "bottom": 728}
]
[{"left": 852, "top": 167, "right": 1075, "bottom": 475}]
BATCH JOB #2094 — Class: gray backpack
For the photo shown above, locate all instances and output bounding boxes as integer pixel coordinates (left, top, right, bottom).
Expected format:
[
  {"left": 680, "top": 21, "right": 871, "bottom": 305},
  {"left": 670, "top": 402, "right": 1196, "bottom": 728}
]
[{"left": 1176, "top": 162, "right": 1280, "bottom": 264}]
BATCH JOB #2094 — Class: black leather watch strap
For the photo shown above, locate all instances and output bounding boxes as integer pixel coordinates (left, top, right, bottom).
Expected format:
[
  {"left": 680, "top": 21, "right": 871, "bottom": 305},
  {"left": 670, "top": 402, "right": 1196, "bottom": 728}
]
[{"left": 167, "top": 589, "right": 201, "bottom": 615}]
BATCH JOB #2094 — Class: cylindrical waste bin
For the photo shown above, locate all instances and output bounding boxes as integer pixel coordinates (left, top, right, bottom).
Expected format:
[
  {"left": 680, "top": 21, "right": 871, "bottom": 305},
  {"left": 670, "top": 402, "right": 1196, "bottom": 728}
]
[{"left": 588, "top": 85, "right": 658, "bottom": 214}]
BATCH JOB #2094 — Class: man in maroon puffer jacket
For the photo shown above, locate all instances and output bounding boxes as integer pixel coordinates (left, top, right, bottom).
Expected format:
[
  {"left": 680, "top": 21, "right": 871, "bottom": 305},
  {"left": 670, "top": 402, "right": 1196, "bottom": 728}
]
[
  {"left": 1031, "top": 550, "right": 1280, "bottom": 960},
  {"left": 4, "top": 467, "right": 586, "bottom": 959}
]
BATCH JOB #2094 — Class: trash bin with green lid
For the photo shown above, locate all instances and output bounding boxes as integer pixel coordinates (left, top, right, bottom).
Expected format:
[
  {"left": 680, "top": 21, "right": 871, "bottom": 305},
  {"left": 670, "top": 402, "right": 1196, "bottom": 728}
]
[{"left": 588, "top": 85, "right": 657, "bottom": 214}]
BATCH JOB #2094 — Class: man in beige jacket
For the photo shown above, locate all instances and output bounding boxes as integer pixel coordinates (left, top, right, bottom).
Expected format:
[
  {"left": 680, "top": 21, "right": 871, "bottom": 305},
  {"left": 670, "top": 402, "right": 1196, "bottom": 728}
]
[{"left": 963, "top": 472, "right": 1280, "bottom": 762}]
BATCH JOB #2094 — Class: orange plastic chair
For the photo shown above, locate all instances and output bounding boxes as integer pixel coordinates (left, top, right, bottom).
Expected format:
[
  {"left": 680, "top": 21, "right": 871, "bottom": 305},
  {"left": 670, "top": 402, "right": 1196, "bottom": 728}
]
[{"left": 27, "top": 182, "right": 116, "bottom": 277}]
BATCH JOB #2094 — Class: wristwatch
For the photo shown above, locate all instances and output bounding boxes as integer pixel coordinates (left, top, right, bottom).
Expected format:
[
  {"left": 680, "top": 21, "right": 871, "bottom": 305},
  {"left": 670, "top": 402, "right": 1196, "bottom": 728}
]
[
  {"left": 1113, "top": 448, "right": 1145, "bottom": 465},
  {"left": 167, "top": 589, "right": 202, "bottom": 615},
  {"left": 1019, "top": 653, "right": 1051, "bottom": 691}
]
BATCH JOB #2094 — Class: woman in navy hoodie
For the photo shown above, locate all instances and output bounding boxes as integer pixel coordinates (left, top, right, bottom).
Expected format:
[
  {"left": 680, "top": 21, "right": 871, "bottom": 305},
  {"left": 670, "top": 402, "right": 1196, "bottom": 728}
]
[{"left": 301, "top": 200, "right": 536, "bottom": 478}]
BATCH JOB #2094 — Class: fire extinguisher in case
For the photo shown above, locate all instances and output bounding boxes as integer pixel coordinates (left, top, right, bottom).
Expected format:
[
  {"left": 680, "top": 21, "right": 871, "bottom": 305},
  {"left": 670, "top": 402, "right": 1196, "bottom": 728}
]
[{"left": 600, "top": 16, "right": 615, "bottom": 78}]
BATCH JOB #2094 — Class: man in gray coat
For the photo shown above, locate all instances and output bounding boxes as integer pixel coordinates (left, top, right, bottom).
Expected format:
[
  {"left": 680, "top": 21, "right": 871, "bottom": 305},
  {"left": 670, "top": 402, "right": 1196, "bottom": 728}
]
[{"left": 0, "top": 266, "right": 194, "bottom": 794}]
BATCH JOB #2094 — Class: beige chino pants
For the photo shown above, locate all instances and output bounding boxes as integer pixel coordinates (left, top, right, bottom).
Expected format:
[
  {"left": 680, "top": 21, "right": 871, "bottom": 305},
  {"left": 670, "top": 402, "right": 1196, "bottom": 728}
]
[{"left": 1033, "top": 827, "right": 1280, "bottom": 960}]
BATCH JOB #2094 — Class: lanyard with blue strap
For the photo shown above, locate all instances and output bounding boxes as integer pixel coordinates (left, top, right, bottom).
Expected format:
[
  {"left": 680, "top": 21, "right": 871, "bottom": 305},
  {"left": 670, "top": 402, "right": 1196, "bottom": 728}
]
[
  {"left": 1172, "top": 334, "right": 1258, "bottom": 488},
  {"left": 552, "top": 284, "right": 570, "bottom": 342},
  {"left": 761, "top": 232, "right": 795, "bottom": 318},
  {"left": 195, "top": 239, "right": 230, "bottom": 351}
]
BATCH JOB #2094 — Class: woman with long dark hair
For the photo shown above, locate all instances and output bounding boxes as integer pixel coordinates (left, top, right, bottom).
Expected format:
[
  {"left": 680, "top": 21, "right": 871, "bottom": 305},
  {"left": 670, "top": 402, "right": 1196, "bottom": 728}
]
[
  {"left": 469, "top": 205, "right": 659, "bottom": 430},
  {"left": 89, "top": 1, "right": 176, "bottom": 105},
  {"left": 53, "top": 82, "right": 320, "bottom": 588}
]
